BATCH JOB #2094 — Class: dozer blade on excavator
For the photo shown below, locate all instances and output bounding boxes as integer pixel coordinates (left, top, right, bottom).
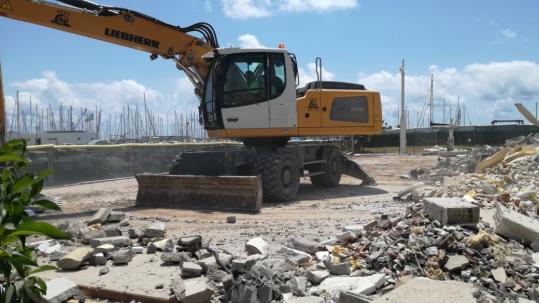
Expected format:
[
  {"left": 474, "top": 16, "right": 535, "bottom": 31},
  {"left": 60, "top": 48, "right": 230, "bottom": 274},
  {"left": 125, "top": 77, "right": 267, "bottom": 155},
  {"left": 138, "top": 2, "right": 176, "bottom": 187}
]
[{"left": 135, "top": 174, "right": 263, "bottom": 212}]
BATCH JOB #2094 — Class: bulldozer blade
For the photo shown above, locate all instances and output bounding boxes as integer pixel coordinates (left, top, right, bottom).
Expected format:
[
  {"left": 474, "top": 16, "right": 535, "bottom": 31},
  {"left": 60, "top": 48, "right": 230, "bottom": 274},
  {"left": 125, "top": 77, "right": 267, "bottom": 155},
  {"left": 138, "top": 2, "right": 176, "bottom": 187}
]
[
  {"left": 135, "top": 174, "right": 263, "bottom": 212},
  {"left": 342, "top": 155, "right": 377, "bottom": 186}
]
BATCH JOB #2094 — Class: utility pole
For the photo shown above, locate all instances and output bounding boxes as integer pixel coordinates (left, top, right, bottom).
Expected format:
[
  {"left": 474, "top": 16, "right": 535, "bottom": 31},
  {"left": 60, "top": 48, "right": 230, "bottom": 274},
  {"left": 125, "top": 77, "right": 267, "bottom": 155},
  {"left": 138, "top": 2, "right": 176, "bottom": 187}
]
[
  {"left": 0, "top": 60, "right": 5, "bottom": 143},
  {"left": 443, "top": 98, "right": 446, "bottom": 124},
  {"left": 399, "top": 60, "right": 407, "bottom": 154},
  {"left": 429, "top": 74, "right": 434, "bottom": 126}
]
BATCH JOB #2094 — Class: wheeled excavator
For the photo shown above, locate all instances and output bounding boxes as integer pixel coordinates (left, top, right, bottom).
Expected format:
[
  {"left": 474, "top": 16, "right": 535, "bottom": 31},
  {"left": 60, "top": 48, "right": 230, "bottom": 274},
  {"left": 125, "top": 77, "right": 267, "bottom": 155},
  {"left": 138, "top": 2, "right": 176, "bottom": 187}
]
[{"left": 0, "top": 0, "right": 383, "bottom": 211}]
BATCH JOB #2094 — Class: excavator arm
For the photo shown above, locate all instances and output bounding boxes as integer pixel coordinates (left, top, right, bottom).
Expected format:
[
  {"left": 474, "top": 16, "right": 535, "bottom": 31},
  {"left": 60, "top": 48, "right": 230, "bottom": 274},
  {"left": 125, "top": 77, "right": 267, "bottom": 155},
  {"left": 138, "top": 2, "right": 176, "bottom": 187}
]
[{"left": 0, "top": 0, "right": 217, "bottom": 97}]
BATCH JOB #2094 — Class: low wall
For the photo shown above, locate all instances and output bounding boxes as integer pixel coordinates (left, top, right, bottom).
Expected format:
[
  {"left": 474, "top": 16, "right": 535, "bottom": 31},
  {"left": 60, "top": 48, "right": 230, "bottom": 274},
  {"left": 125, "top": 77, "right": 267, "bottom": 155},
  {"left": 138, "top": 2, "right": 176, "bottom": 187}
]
[{"left": 26, "top": 142, "right": 241, "bottom": 187}]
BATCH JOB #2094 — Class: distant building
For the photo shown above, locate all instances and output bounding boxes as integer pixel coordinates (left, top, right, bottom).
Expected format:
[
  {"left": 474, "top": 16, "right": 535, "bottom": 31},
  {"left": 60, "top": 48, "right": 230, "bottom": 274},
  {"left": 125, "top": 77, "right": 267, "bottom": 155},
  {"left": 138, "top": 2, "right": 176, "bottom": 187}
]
[{"left": 8, "top": 131, "right": 97, "bottom": 145}]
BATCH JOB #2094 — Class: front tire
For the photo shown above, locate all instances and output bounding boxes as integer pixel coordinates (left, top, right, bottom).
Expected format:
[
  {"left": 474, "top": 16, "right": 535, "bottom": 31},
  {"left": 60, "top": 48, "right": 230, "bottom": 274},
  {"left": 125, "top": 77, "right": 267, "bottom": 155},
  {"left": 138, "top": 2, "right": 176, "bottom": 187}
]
[{"left": 254, "top": 151, "right": 300, "bottom": 202}]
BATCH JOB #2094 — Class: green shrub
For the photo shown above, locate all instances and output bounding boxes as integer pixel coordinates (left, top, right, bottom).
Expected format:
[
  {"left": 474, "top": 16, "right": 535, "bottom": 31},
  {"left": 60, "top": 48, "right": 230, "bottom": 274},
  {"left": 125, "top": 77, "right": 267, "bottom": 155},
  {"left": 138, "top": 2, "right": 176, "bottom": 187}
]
[{"left": 0, "top": 139, "right": 67, "bottom": 302}]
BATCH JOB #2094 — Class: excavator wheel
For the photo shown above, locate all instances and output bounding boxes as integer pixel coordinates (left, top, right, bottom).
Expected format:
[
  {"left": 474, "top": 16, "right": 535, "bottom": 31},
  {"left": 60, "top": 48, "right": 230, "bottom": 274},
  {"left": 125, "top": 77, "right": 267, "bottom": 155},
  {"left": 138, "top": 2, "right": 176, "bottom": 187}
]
[
  {"left": 254, "top": 150, "right": 300, "bottom": 202},
  {"left": 310, "top": 147, "right": 343, "bottom": 187}
]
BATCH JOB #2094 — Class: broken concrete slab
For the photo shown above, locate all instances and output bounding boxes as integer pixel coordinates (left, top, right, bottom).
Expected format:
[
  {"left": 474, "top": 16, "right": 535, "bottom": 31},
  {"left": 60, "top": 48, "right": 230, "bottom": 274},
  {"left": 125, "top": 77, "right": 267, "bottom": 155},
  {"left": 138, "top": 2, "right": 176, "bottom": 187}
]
[
  {"left": 111, "top": 248, "right": 132, "bottom": 265},
  {"left": 89, "top": 253, "right": 107, "bottom": 266},
  {"left": 328, "top": 262, "right": 352, "bottom": 276},
  {"left": 87, "top": 208, "right": 112, "bottom": 225},
  {"left": 161, "top": 252, "right": 191, "bottom": 264},
  {"left": 423, "top": 197, "right": 479, "bottom": 225},
  {"left": 181, "top": 261, "right": 203, "bottom": 277},
  {"left": 307, "top": 270, "right": 330, "bottom": 285},
  {"left": 292, "top": 239, "right": 321, "bottom": 254},
  {"left": 89, "top": 236, "right": 131, "bottom": 248},
  {"left": 154, "top": 238, "right": 174, "bottom": 252},
  {"left": 172, "top": 277, "right": 214, "bottom": 303},
  {"left": 107, "top": 211, "right": 125, "bottom": 223},
  {"left": 57, "top": 247, "right": 94, "bottom": 270},
  {"left": 42, "top": 277, "right": 80, "bottom": 303},
  {"left": 178, "top": 235, "right": 202, "bottom": 252},
  {"left": 494, "top": 203, "right": 539, "bottom": 244},
  {"left": 339, "top": 291, "right": 373, "bottom": 303},
  {"left": 491, "top": 267, "right": 507, "bottom": 283},
  {"left": 373, "top": 277, "right": 476, "bottom": 303},
  {"left": 142, "top": 222, "right": 166, "bottom": 238},
  {"left": 245, "top": 237, "right": 268, "bottom": 256},
  {"left": 444, "top": 255, "right": 469, "bottom": 272}
]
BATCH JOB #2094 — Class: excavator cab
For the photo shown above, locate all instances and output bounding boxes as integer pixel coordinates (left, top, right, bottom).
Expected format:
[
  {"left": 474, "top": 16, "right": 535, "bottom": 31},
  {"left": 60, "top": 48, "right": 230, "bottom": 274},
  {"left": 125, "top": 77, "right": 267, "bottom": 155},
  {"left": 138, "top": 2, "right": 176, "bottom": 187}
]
[{"left": 201, "top": 49, "right": 299, "bottom": 135}]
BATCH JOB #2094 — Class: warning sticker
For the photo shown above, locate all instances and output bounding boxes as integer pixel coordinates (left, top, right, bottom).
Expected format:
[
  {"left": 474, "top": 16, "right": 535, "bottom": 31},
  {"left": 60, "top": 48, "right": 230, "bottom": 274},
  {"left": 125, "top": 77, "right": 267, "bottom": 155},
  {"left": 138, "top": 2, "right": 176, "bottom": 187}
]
[{"left": 0, "top": 0, "right": 12, "bottom": 10}]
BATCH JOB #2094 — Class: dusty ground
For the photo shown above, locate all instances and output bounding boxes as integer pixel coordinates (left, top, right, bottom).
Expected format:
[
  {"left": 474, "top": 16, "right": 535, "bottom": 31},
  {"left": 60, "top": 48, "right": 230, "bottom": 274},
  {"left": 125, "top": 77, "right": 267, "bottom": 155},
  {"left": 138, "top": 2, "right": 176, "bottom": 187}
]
[{"left": 38, "top": 154, "right": 438, "bottom": 299}]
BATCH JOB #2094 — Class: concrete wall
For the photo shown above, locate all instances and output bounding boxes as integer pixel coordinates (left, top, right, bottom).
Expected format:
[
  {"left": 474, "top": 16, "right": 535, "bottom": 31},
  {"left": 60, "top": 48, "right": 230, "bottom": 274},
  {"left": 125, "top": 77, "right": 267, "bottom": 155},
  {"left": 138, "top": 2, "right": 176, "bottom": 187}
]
[{"left": 27, "top": 142, "right": 240, "bottom": 187}]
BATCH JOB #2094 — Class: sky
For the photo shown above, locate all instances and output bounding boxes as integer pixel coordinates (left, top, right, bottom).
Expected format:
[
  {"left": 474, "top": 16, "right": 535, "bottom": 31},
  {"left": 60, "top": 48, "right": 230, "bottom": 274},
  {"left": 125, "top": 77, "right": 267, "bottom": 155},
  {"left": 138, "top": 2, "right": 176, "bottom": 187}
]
[{"left": 1, "top": 0, "right": 539, "bottom": 129}]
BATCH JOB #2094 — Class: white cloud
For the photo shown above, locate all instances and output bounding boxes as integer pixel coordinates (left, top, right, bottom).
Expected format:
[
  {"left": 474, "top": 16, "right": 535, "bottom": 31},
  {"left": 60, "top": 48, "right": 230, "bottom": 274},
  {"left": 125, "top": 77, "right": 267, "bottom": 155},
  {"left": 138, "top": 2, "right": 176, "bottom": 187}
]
[
  {"left": 280, "top": 0, "right": 358, "bottom": 12},
  {"left": 298, "top": 62, "right": 335, "bottom": 87},
  {"left": 222, "top": 0, "right": 272, "bottom": 20},
  {"left": 500, "top": 28, "right": 517, "bottom": 39},
  {"left": 237, "top": 34, "right": 267, "bottom": 48},
  {"left": 5, "top": 71, "right": 198, "bottom": 135},
  {"left": 358, "top": 61, "right": 539, "bottom": 126},
  {"left": 221, "top": 0, "right": 358, "bottom": 19}
]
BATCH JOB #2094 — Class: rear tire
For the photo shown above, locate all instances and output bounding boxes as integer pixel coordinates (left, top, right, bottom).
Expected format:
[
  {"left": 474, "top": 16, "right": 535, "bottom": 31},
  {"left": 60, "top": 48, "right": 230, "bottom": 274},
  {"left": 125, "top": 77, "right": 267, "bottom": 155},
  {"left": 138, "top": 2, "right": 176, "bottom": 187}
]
[
  {"left": 310, "top": 147, "right": 343, "bottom": 187},
  {"left": 254, "top": 151, "right": 300, "bottom": 202}
]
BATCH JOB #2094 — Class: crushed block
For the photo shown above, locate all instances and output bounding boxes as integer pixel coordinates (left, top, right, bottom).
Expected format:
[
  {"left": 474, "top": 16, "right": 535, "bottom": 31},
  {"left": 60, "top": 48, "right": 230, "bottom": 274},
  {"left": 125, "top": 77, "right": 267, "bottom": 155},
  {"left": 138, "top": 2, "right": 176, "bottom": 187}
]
[
  {"left": 90, "top": 236, "right": 131, "bottom": 248},
  {"left": 423, "top": 197, "right": 479, "bottom": 225},
  {"left": 494, "top": 203, "right": 539, "bottom": 243},
  {"left": 143, "top": 222, "right": 166, "bottom": 238},
  {"left": 42, "top": 278, "right": 80, "bottom": 303},
  {"left": 246, "top": 237, "right": 268, "bottom": 256},
  {"left": 112, "top": 248, "right": 132, "bottom": 265},
  {"left": 57, "top": 247, "right": 93, "bottom": 270},
  {"left": 172, "top": 277, "right": 214, "bottom": 303},
  {"left": 87, "top": 208, "right": 112, "bottom": 225}
]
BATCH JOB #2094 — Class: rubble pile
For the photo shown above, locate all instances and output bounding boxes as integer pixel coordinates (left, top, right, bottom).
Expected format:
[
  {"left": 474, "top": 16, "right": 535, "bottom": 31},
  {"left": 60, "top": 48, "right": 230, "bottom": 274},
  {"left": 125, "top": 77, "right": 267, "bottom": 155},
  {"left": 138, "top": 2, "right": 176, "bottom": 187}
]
[
  {"left": 35, "top": 186, "right": 539, "bottom": 302},
  {"left": 411, "top": 133, "right": 539, "bottom": 215}
]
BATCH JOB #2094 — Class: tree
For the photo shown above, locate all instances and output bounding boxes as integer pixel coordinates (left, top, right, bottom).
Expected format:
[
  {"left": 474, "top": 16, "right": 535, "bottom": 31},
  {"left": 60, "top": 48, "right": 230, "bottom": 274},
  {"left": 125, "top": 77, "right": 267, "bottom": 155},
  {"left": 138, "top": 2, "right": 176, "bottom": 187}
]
[{"left": 0, "top": 139, "right": 67, "bottom": 302}]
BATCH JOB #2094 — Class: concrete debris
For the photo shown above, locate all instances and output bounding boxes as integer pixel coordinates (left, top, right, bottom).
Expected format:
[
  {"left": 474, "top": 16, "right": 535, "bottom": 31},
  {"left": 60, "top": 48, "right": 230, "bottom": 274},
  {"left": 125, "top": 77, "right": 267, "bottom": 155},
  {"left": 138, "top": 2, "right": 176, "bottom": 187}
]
[
  {"left": 161, "top": 252, "right": 191, "bottom": 264},
  {"left": 178, "top": 235, "right": 202, "bottom": 253},
  {"left": 423, "top": 197, "right": 480, "bottom": 225},
  {"left": 41, "top": 278, "right": 81, "bottom": 303},
  {"left": 142, "top": 222, "right": 166, "bottom": 238},
  {"left": 57, "top": 247, "right": 93, "bottom": 270},
  {"left": 227, "top": 216, "right": 236, "bottom": 223},
  {"left": 131, "top": 246, "right": 144, "bottom": 254},
  {"left": 307, "top": 270, "right": 330, "bottom": 285},
  {"left": 99, "top": 266, "right": 110, "bottom": 275},
  {"left": 339, "top": 291, "right": 373, "bottom": 303},
  {"left": 172, "top": 277, "right": 214, "bottom": 303},
  {"left": 494, "top": 203, "right": 539, "bottom": 244},
  {"left": 146, "top": 242, "right": 157, "bottom": 254},
  {"left": 87, "top": 207, "right": 112, "bottom": 225},
  {"left": 444, "top": 255, "right": 469, "bottom": 272},
  {"left": 89, "top": 236, "right": 131, "bottom": 248},
  {"left": 154, "top": 238, "right": 174, "bottom": 252},
  {"left": 107, "top": 211, "right": 126, "bottom": 223},
  {"left": 246, "top": 237, "right": 269, "bottom": 256},
  {"left": 182, "top": 261, "right": 203, "bottom": 277},
  {"left": 373, "top": 277, "right": 476, "bottom": 303},
  {"left": 89, "top": 253, "right": 107, "bottom": 266},
  {"left": 292, "top": 239, "right": 321, "bottom": 254},
  {"left": 111, "top": 248, "right": 132, "bottom": 265}
]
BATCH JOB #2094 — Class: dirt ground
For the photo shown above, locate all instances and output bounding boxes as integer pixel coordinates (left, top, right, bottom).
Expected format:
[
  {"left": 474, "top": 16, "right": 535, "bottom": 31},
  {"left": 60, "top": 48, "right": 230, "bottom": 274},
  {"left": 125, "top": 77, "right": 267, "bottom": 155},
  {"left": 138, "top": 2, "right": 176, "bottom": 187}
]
[{"left": 38, "top": 154, "right": 438, "bottom": 299}]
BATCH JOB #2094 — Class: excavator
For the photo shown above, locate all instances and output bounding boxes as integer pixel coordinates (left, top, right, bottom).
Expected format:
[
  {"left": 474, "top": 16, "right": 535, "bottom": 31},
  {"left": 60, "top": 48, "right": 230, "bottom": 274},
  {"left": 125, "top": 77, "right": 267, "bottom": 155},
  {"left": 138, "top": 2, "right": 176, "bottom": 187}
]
[{"left": 0, "top": 0, "right": 383, "bottom": 211}]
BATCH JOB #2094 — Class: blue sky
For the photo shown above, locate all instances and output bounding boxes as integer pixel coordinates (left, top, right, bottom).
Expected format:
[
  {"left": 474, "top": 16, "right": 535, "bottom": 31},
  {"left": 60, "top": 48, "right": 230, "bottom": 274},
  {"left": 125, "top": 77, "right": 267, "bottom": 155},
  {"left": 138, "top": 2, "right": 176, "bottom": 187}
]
[{"left": 1, "top": 0, "right": 539, "bottom": 129}]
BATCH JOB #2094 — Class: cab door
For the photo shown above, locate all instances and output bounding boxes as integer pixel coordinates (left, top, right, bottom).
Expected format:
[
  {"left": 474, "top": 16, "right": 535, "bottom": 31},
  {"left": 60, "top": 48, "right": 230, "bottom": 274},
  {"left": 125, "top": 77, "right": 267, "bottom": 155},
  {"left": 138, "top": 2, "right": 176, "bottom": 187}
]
[{"left": 219, "top": 53, "right": 270, "bottom": 129}]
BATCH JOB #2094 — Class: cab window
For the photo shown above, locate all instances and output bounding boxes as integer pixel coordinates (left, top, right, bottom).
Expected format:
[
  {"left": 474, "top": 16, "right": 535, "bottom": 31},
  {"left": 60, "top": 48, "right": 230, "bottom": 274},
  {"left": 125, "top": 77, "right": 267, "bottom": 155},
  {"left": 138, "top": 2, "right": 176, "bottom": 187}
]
[
  {"left": 222, "top": 54, "right": 267, "bottom": 108},
  {"left": 269, "top": 53, "right": 286, "bottom": 99}
]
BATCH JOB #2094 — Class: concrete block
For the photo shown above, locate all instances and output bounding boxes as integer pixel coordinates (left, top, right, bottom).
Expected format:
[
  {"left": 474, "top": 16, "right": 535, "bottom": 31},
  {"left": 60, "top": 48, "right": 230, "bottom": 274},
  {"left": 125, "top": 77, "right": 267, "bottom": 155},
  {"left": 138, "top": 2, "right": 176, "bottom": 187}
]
[
  {"left": 246, "top": 237, "right": 268, "bottom": 256},
  {"left": 178, "top": 235, "right": 202, "bottom": 252},
  {"left": 336, "top": 231, "right": 357, "bottom": 242},
  {"left": 373, "top": 277, "right": 475, "bottom": 303},
  {"left": 423, "top": 197, "right": 479, "bottom": 225},
  {"left": 161, "top": 252, "right": 191, "bottom": 264},
  {"left": 111, "top": 248, "right": 132, "bottom": 265},
  {"left": 94, "top": 243, "right": 115, "bottom": 255},
  {"left": 87, "top": 208, "right": 112, "bottom": 225},
  {"left": 57, "top": 247, "right": 93, "bottom": 270},
  {"left": 42, "top": 278, "right": 80, "bottom": 303},
  {"left": 131, "top": 246, "right": 144, "bottom": 254},
  {"left": 89, "top": 253, "right": 107, "bottom": 266},
  {"left": 494, "top": 203, "right": 539, "bottom": 243},
  {"left": 103, "top": 227, "right": 122, "bottom": 237},
  {"left": 307, "top": 270, "right": 330, "bottom": 285},
  {"left": 107, "top": 211, "right": 126, "bottom": 223},
  {"left": 339, "top": 291, "right": 373, "bottom": 303},
  {"left": 90, "top": 236, "right": 131, "bottom": 248},
  {"left": 154, "top": 238, "right": 174, "bottom": 252},
  {"left": 195, "top": 249, "right": 212, "bottom": 260},
  {"left": 343, "top": 225, "right": 365, "bottom": 235},
  {"left": 328, "top": 262, "right": 352, "bottom": 275},
  {"left": 292, "top": 239, "right": 321, "bottom": 254},
  {"left": 288, "top": 254, "right": 311, "bottom": 265},
  {"left": 182, "top": 261, "right": 203, "bottom": 277},
  {"left": 444, "top": 255, "right": 469, "bottom": 272},
  {"left": 287, "top": 297, "right": 324, "bottom": 303},
  {"left": 79, "top": 229, "right": 107, "bottom": 244},
  {"left": 143, "top": 222, "right": 166, "bottom": 238},
  {"left": 172, "top": 277, "right": 214, "bottom": 303}
]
